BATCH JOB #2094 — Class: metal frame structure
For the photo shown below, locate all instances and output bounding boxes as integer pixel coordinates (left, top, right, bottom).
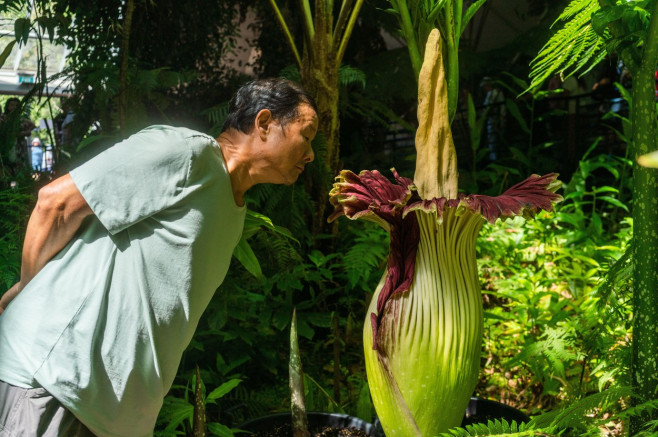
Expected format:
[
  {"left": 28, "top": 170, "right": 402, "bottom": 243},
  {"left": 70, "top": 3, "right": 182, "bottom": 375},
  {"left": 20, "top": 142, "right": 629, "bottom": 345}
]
[{"left": 0, "top": 7, "right": 71, "bottom": 97}]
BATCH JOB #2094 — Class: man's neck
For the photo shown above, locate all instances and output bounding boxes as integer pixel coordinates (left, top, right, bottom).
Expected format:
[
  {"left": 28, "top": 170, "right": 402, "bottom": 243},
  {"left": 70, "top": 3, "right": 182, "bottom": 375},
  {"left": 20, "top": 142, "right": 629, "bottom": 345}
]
[{"left": 216, "top": 132, "right": 252, "bottom": 207}]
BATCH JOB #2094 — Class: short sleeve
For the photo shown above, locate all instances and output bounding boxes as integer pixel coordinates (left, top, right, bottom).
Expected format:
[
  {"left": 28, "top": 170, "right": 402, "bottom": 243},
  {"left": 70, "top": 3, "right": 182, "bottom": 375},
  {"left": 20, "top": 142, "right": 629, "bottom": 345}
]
[{"left": 70, "top": 126, "right": 203, "bottom": 234}]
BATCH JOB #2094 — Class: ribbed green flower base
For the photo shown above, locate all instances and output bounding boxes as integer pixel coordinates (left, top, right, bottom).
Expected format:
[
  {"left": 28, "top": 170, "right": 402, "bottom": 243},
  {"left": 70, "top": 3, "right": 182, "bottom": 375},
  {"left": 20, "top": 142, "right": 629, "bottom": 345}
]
[{"left": 364, "top": 208, "right": 485, "bottom": 436}]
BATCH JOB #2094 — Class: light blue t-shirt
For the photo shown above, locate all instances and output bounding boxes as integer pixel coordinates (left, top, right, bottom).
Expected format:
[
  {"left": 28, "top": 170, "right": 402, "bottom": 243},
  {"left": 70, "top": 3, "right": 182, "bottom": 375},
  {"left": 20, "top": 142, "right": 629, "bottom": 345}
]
[{"left": 0, "top": 126, "right": 246, "bottom": 436}]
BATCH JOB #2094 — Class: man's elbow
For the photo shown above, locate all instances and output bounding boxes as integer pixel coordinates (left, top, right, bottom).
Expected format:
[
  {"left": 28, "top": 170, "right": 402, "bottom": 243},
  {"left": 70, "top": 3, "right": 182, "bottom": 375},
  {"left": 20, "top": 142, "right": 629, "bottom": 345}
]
[
  {"left": 36, "top": 184, "right": 66, "bottom": 216},
  {"left": 35, "top": 176, "right": 92, "bottom": 222}
]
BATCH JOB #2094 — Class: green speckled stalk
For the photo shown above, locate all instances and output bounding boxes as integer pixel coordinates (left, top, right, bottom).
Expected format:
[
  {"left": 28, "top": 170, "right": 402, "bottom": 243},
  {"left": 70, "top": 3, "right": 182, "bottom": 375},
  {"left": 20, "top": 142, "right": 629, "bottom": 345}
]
[
  {"left": 364, "top": 208, "right": 485, "bottom": 436},
  {"left": 630, "top": 2, "right": 658, "bottom": 433},
  {"left": 290, "top": 309, "right": 310, "bottom": 437}
]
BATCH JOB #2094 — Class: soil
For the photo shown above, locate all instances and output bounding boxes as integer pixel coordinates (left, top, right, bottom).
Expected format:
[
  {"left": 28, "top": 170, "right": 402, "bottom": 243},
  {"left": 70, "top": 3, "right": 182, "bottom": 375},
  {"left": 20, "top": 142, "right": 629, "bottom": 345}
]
[{"left": 250, "top": 423, "right": 371, "bottom": 437}]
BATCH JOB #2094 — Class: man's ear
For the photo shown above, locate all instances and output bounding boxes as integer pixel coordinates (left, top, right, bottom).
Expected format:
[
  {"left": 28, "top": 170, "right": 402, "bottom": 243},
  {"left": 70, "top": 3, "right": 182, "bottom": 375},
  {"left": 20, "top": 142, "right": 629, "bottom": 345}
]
[{"left": 255, "top": 109, "right": 274, "bottom": 141}]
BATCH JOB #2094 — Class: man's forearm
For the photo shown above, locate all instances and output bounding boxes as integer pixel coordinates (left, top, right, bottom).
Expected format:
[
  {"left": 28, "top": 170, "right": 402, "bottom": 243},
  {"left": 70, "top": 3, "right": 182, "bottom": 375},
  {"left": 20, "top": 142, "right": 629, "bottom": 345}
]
[{"left": 20, "top": 174, "right": 93, "bottom": 284}]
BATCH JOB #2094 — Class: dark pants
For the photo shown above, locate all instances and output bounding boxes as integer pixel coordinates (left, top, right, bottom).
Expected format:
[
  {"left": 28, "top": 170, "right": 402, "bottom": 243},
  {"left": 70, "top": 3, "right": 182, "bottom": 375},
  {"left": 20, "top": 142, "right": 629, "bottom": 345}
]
[{"left": 0, "top": 380, "right": 95, "bottom": 437}]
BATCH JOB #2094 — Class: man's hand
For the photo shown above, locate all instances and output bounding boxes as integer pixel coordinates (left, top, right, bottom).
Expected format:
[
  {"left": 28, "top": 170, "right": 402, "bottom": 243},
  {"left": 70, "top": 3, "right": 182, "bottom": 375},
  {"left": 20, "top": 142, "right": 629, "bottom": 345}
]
[{"left": 0, "top": 282, "right": 23, "bottom": 315}]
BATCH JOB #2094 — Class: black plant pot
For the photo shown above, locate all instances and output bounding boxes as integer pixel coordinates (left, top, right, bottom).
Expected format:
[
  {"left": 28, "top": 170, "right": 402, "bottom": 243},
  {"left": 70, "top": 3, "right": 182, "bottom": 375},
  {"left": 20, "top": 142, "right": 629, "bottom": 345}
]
[
  {"left": 240, "top": 412, "right": 377, "bottom": 436},
  {"left": 239, "top": 398, "right": 528, "bottom": 437},
  {"left": 371, "top": 397, "right": 530, "bottom": 436},
  {"left": 461, "top": 397, "right": 529, "bottom": 426}
]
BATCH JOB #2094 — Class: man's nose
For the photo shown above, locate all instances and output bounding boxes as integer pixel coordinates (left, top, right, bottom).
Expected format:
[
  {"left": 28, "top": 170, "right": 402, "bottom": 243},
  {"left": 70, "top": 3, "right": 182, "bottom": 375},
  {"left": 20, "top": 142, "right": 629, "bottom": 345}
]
[{"left": 305, "top": 146, "right": 315, "bottom": 163}]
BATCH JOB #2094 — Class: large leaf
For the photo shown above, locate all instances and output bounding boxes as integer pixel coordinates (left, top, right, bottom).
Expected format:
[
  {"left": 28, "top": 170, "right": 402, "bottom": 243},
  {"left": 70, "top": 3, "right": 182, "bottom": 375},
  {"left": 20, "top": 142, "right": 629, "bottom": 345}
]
[{"left": 0, "top": 41, "right": 16, "bottom": 69}]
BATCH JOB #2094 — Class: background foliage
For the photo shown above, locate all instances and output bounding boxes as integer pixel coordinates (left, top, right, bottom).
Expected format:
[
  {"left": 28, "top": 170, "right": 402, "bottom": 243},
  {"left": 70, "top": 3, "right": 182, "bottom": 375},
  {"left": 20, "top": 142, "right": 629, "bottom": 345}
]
[{"left": 0, "top": 0, "right": 647, "bottom": 435}]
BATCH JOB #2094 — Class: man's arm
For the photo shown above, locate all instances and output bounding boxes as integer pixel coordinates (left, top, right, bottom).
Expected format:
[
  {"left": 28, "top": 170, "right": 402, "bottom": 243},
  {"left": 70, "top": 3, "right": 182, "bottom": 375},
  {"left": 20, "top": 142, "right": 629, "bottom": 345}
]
[{"left": 0, "top": 174, "right": 93, "bottom": 314}]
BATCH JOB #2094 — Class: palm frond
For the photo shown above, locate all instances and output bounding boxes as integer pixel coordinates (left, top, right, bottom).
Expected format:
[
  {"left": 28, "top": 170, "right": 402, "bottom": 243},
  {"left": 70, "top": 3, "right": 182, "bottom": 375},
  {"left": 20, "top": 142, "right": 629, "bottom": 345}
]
[{"left": 528, "top": 0, "right": 607, "bottom": 91}]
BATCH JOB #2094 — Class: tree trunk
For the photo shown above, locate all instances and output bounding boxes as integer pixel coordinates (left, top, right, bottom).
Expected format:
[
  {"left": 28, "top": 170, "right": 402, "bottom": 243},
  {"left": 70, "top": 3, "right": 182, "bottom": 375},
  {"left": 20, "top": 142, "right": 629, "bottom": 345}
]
[
  {"left": 300, "top": 3, "right": 341, "bottom": 236},
  {"left": 629, "top": 4, "right": 658, "bottom": 434}
]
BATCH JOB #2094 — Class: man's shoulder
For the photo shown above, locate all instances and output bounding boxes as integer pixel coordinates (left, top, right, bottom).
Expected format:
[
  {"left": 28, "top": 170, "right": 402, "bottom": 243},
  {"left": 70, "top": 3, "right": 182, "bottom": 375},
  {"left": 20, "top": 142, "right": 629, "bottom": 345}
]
[
  {"left": 139, "top": 125, "right": 210, "bottom": 139},
  {"left": 135, "top": 125, "right": 217, "bottom": 152}
]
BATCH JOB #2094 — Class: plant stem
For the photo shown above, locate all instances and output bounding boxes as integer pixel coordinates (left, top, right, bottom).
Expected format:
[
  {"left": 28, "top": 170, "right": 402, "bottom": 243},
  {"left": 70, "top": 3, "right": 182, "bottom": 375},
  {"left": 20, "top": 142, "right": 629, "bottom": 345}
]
[
  {"left": 332, "top": 312, "right": 341, "bottom": 404},
  {"left": 335, "top": 0, "right": 364, "bottom": 66},
  {"left": 268, "top": 0, "right": 303, "bottom": 69},
  {"left": 629, "top": 3, "right": 658, "bottom": 434},
  {"left": 445, "top": 37, "right": 459, "bottom": 123},
  {"left": 396, "top": 0, "right": 423, "bottom": 79}
]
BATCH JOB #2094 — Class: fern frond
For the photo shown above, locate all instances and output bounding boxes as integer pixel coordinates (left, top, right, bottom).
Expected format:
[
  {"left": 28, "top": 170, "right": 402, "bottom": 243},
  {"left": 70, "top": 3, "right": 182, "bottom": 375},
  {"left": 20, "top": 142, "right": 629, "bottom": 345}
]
[
  {"left": 530, "top": 386, "right": 633, "bottom": 429},
  {"left": 342, "top": 227, "right": 389, "bottom": 289},
  {"left": 338, "top": 65, "right": 366, "bottom": 89},
  {"left": 616, "top": 397, "right": 658, "bottom": 423},
  {"left": 596, "top": 239, "right": 633, "bottom": 310},
  {"left": 204, "top": 101, "right": 230, "bottom": 137},
  {"left": 438, "top": 419, "right": 550, "bottom": 437},
  {"left": 505, "top": 326, "right": 579, "bottom": 378},
  {"left": 528, "top": 0, "right": 607, "bottom": 91},
  {"left": 278, "top": 64, "right": 301, "bottom": 82},
  {"left": 558, "top": 0, "right": 595, "bottom": 21}
]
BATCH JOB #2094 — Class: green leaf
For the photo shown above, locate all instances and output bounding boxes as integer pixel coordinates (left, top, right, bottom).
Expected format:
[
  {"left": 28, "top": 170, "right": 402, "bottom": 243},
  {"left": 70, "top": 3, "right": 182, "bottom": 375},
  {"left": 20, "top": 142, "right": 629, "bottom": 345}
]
[
  {"left": 0, "top": 41, "right": 16, "bottom": 69},
  {"left": 76, "top": 134, "right": 113, "bottom": 152},
  {"left": 206, "top": 379, "right": 241, "bottom": 401},
  {"left": 504, "top": 99, "right": 530, "bottom": 134},
  {"left": 297, "top": 318, "right": 314, "bottom": 339},
  {"left": 591, "top": 6, "right": 624, "bottom": 36},
  {"left": 356, "top": 381, "right": 372, "bottom": 422},
  {"left": 483, "top": 311, "right": 507, "bottom": 321},
  {"left": 160, "top": 397, "right": 194, "bottom": 432},
  {"left": 597, "top": 196, "right": 629, "bottom": 211},
  {"left": 232, "top": 237, "right": 263, "bottom": 278},
  {"left": 461, "top": 0, "right": 488, "bottom": 36},
  {"left": 206, "top": 423, "right": 235, "bottom": 437},
  {"left": 14, "top": 18, "right": 31, "bottom": 45}
]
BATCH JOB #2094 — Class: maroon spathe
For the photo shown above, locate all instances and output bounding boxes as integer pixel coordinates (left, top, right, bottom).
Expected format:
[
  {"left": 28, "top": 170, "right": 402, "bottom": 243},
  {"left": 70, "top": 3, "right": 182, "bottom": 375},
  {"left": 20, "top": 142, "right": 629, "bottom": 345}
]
[{"left": 329, "top": 170, "right": 562, "bottom": 350}]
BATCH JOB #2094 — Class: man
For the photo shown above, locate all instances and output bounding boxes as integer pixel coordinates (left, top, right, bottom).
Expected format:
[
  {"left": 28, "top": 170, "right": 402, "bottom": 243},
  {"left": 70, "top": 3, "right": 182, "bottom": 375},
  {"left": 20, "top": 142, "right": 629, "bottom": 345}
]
[{"left": 0, "top": 78, "right": 318, "bottom": 436}]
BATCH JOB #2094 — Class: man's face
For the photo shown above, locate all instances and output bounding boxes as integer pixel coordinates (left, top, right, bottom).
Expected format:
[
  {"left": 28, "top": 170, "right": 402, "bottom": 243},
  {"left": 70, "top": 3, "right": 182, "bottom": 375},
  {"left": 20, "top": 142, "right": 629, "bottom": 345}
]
[{"left": 261, "top": 103, "right": 318, "bottom": 185}]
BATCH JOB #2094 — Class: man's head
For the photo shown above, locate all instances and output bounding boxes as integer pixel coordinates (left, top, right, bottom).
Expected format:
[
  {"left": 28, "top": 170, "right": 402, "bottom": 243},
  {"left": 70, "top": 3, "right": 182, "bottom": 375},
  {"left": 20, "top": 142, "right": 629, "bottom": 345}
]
[{"left": 222, "top": 78, "right": 317, "bottom": 134}]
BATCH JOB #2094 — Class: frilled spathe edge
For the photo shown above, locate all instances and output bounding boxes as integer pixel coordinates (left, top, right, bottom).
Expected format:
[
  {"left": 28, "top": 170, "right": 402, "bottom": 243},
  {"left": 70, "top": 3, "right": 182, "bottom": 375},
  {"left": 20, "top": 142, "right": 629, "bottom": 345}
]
[
  {"left": 328, "top": 169, "right": 562, "bottom": 350},
  {"left": 328, "top": 169, "right": 415, "bottom": 226}
]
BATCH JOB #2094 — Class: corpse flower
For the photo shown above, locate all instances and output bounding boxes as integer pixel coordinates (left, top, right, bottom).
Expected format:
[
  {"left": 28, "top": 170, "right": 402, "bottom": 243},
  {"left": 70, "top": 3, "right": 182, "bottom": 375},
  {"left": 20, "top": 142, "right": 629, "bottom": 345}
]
[{"left": 328, "top": 30, "right": 562, "bottom": 436}]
